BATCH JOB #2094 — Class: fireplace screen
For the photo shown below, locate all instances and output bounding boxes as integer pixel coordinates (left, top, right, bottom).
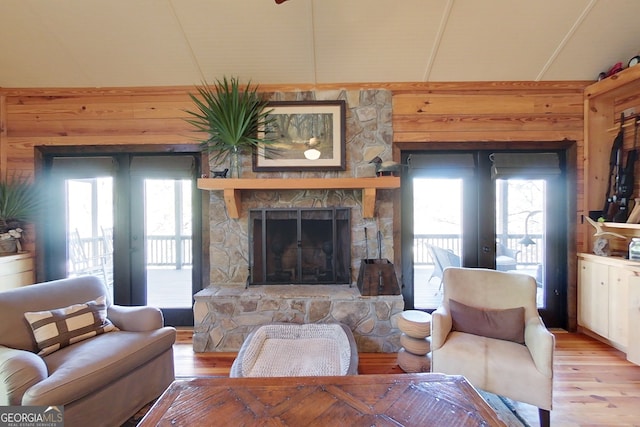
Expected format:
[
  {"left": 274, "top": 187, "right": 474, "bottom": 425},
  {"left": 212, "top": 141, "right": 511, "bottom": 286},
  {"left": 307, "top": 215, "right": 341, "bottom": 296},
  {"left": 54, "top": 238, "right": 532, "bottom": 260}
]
[{"left": 249, "top": 208, "right": 351, "bottom": 285}]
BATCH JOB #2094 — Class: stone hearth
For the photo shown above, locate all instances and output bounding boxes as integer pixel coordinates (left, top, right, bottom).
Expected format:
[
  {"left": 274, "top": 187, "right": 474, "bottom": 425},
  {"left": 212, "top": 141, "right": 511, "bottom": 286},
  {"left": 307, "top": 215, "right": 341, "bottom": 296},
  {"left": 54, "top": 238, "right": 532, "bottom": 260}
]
[{"left": 193, "top": 285, "right": 404, "bottom": 353}]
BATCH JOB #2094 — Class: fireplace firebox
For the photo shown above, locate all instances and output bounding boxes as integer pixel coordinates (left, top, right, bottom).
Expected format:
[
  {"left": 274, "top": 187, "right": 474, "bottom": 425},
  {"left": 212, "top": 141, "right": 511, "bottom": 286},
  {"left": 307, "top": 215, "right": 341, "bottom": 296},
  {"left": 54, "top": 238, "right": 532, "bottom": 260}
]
[{"left": 249, "top": 208, "right": 351, "bottom": 285}]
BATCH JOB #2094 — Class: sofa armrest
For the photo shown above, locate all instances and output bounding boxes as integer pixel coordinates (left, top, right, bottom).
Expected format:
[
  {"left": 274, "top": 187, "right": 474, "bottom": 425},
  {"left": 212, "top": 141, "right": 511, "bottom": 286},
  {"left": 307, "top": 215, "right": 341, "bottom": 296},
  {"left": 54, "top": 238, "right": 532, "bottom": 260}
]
[
  {"left": 107, "top": 305, "right": 164, "bottom": 332},
  {"left": 0, "top": 346, "right": 48, "bottom": 406},
  {"left": 524, "top": 316, "right": 555, "bottom": 378},
  {"left": 430, "top": 306, "right": 452, "bottom": 350}
]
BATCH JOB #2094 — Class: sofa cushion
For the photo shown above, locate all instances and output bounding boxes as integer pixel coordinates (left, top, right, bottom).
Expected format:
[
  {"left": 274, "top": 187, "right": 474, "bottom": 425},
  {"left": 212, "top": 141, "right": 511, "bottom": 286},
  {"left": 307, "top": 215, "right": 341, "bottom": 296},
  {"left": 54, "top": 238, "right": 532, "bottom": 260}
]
[
  {"left": 24, "top": 296, "right": 117, "bottom": 356},
  {"left": 21, "top": 327, "right": 176, "bottom": 406},
  {"left": 449, "top": 299, "right": 525, "bottom": 344}
]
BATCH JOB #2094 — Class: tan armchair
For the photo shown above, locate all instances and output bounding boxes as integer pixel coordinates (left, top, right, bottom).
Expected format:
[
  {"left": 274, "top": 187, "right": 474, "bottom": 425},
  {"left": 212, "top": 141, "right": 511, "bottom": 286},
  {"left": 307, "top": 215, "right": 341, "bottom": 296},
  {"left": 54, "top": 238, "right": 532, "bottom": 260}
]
[
  {"left": 431, "top": 267, "right": 555, "bottom": 427},
  {"left": 0, "top": 276, "right": 176, "bottom": 427}
]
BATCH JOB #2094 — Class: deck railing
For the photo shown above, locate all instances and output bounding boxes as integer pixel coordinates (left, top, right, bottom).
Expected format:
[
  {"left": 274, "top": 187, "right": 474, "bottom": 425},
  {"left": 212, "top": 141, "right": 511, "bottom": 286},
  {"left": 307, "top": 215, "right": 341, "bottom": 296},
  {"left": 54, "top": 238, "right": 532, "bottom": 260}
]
[
  {"left": 414, "top": 234, "right": 542, "bottom": 267},
  {"left": 146, "top": 236, "right": 193, "bottom": 267},
  {"left": 76, "top": 234, "right": 539, "bottom": 271},
  {"left": 74, "top": 235, "right": 193, "bottom": 269}
]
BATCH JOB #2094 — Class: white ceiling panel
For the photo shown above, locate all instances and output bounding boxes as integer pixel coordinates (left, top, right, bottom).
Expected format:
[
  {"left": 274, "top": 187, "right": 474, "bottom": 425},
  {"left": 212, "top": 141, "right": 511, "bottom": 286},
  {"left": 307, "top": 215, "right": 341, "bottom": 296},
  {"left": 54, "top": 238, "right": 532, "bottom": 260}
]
[
  {"left": 428, "top": 0, "right": 592, "bottom": 81},
  {"left": 543, "top": 0, "right": 640, "bottom": 81},
  {"left": 172, "top": 0, "right": 316, "bottom": 85},
  {"left": 0, "top": 1, "right": 90, "bottom": 87},
  {"left": 2, "top": 0, "right": 640, "bottom": 88},
  {"left": 312, "top": 0, "right": 448, "bottom": 83},
  {"left": 26, "top": 0, "right": 200, "bottom": 87}
]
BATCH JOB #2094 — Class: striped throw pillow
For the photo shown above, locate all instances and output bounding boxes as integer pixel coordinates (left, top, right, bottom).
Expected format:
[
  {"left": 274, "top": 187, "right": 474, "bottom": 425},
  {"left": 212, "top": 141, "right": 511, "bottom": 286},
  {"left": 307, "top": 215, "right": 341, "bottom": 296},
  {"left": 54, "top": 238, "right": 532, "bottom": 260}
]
[{"left": 24, "top": 296, "right": 118, "bottom": 356}]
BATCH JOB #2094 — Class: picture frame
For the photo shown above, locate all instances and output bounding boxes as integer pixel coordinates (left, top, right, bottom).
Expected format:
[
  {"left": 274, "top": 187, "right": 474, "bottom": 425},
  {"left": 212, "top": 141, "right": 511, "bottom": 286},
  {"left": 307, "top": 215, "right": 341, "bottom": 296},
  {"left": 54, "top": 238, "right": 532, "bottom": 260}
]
[{"left": 253, "top": 100, "right": 346, "bottom": 171}]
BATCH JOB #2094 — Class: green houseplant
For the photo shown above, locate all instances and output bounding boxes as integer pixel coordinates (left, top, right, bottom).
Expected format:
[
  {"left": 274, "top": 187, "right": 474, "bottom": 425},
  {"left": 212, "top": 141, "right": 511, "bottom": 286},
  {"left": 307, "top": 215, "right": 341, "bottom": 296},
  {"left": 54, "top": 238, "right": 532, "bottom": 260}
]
[
  {"left": 184, "top": 76, "right": 275, "bottom": 178},
  {"left": 0, "top": 175, "right": 41, "bottom": 254}
]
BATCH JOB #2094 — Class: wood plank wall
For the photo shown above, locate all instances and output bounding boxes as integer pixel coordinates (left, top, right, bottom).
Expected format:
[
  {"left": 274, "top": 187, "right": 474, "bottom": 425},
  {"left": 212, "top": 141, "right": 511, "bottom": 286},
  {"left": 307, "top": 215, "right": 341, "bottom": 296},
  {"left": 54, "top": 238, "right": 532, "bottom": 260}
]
[
  {"left": 0, "top": 81, "right": 589, "bottom": 329},
  {"left": 390, "top": 81, "right": 587, "bottom": 330}
]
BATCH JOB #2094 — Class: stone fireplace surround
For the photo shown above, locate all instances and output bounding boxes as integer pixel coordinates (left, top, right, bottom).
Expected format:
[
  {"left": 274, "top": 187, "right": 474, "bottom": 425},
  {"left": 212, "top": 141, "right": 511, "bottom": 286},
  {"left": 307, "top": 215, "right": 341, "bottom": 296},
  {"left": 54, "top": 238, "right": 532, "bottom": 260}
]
[{"left": 193, "top": 89, "right": 404, "bottom": 353}]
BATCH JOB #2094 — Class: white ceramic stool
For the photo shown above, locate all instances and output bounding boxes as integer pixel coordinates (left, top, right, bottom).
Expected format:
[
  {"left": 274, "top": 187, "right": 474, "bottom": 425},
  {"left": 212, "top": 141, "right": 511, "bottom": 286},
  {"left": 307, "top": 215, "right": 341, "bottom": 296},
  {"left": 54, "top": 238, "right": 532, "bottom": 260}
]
[
  {"left": 397, "top": 310, "right": 432, "bottom": 373},
  {"left": 397, "top": 310, "right": 431, "bottom": 339}
]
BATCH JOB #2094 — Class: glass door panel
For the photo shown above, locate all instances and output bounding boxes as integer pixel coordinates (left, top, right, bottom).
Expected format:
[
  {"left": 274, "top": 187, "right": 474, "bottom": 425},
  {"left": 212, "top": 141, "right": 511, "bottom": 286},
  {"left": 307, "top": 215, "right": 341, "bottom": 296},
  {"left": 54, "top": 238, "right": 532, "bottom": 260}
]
[
  {"left": 45, "top": 152, "right": 201, "bottom": 327},
  {"left": 65, "top": 177, "right": 114, "bottom": 301},
  {"left": 413, "top": 178, "right": 463, "bottom": 310},
  {"left": 495, "top": 179, "right": 545, "bottom": 308},
  {"left": 144, "top": 179, "right": 193, "bottom": 309},
  {"left": 404, "top": 150, "right": 567, "bottom": 327}
]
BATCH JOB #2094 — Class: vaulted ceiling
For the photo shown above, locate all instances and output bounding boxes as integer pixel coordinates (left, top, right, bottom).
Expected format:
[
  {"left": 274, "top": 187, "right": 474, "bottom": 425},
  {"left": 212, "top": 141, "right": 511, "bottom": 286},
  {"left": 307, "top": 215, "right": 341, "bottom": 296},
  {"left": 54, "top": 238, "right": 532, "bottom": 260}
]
[{"left": 1, "top": 0, "right": 640, "bottom": 88}]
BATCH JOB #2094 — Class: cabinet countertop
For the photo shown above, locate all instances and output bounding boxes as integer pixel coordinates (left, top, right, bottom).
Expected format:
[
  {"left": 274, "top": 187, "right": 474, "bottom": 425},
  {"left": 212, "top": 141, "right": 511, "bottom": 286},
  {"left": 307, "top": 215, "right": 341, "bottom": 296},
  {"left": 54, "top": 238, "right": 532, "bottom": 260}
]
[{"left": 578, "top": 252, "right": 640, "bottom": 269}]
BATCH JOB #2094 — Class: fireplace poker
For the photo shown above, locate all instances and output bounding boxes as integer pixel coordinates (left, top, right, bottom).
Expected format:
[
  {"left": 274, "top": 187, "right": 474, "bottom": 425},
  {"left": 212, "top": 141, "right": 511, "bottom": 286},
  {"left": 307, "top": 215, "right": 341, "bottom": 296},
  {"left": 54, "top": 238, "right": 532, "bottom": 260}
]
[
  {"left": 364, "top": 227, "right": 369, "bottom": 260},
  {"left": 377, "top": 230, "right": 384, "bottom": 292}
]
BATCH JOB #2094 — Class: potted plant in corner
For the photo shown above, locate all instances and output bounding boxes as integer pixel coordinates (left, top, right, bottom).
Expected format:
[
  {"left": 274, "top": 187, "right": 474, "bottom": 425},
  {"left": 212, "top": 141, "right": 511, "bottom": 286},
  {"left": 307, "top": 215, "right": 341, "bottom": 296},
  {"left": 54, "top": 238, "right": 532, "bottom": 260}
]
[
  {"left": 184, "top": 76, "right": 276, "bottom": 178},
  {"left": 0, "top": 175, "right": 41, "bottom": 255}
]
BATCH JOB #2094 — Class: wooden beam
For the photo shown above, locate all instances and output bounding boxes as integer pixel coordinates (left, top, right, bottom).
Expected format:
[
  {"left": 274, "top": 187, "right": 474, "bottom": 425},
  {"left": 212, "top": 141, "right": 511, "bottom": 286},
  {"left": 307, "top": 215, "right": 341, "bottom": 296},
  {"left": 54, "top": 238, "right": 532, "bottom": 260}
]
[
  {"left": 223, "top": 189, "right": 241, "bottom": 219},
  {"left": 362, "top": 187, "right": 377, "bottom": 218},
  {"left": 197, "top": 177, "right": 400, "bottom": 219}
]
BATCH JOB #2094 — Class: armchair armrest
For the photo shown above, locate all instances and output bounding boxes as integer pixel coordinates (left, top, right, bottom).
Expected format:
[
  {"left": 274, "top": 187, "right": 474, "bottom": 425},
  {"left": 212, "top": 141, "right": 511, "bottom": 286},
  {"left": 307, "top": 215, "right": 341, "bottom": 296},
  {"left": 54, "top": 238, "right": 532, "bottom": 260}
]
[
  {"left": 0, "top": 346, "right": 48, "bottom": 406},
  {"left": 107, "top": 305, "right": 164, "bottom": 332},
  {"left": 430, "top": 305, "right": 453, "bottom": 350},
  {"left": 524, "top": 316, "right": 555, "bottom": 378}
]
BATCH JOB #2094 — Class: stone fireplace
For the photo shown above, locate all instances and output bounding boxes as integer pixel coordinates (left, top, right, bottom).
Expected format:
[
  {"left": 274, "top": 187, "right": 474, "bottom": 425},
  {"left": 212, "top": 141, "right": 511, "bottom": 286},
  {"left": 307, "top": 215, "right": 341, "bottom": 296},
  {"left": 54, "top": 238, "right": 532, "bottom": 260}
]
[{"left": 193, "top": 89, "right": 404, "bottom": 353}]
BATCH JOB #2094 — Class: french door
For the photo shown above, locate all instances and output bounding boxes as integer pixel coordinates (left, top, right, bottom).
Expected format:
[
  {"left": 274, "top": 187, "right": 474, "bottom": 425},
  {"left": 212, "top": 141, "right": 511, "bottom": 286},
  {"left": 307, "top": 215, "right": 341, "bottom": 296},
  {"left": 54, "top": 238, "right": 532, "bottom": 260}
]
[
  {"left": 401, "top": 149, "right": 569, "bottom": 328},
  {"left": 43, "top": 153, "right": 202, "bottom": 326}
]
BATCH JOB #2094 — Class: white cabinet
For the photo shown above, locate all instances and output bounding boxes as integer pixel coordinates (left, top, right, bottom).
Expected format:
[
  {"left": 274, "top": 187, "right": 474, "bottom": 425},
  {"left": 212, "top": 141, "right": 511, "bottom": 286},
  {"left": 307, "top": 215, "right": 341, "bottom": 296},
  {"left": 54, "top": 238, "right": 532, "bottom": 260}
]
[
  {"left": 577, "top": 254, "right": 635, "bottom": 355},
  {"left": 627, "top": 276, "right": 640, "bottom": 365},
  {"left": 608, "top": 267, "right": 630, "bottom": 347},
  {"left": 578, "top": 254, "right": 640, "bottom": 363},
  {"left": 578, "top": 258, "right": 609, "bottom": 337},
  {"left": 0, "top": 252, "right": 35, "bottom": 291}
]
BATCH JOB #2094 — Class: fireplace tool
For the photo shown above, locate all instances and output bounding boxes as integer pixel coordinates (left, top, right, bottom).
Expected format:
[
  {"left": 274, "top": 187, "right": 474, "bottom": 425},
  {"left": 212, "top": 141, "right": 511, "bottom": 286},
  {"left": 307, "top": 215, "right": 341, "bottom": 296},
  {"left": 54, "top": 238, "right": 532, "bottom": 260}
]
[{"left": 357, "top": 228, "right": 400, "bottom": 296}]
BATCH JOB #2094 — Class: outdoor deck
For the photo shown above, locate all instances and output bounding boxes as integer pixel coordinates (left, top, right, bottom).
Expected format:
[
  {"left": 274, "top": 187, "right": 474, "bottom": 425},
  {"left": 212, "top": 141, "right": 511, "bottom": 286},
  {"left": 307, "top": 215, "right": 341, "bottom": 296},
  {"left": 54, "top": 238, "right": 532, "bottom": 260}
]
[{"left": 100, "top": 263, "right": 540, "bottom": 313}]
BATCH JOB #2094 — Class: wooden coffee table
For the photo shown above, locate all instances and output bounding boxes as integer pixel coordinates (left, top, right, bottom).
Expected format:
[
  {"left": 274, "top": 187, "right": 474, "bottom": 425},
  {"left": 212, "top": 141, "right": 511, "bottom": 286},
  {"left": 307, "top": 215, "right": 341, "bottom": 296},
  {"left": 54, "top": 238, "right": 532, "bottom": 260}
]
[{"left": 139, "top": 373, "right": 505, "bottom": 426}]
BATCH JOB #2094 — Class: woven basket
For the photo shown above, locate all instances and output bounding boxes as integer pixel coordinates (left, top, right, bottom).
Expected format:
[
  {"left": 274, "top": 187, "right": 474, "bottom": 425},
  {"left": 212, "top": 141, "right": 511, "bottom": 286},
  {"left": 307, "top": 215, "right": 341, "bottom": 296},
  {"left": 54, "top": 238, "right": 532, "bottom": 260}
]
[{"left": 0, "top": 238, "right": 18, "bottom": 255}]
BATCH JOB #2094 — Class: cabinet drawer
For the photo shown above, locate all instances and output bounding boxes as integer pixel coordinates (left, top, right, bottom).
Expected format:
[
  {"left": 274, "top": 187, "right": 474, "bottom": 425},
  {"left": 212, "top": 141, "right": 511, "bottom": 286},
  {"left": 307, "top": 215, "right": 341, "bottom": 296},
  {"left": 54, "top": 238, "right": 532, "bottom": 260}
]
[{"left": 0, "top": 258, "right": 34, "bottom": 276}]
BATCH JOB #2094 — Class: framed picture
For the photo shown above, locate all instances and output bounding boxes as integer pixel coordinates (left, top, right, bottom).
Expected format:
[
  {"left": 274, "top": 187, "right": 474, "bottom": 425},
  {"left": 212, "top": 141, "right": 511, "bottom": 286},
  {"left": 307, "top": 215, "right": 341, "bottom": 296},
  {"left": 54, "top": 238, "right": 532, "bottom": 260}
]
[{"left": 253, "top": 100, "right": 346, "bottom": 171}]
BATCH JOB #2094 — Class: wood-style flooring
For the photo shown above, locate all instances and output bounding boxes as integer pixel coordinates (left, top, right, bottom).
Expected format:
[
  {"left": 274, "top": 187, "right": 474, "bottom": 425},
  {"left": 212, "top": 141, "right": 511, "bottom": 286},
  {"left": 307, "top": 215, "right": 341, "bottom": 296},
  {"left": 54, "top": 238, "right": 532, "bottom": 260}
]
[{"left": 172, "top": 330, "right": 640, "bottom": 427}]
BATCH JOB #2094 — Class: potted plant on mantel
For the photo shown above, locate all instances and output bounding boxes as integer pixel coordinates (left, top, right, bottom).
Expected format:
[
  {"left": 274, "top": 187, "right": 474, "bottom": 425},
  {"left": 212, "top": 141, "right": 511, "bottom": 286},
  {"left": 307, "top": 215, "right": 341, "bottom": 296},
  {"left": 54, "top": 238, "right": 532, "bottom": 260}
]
[
  {"left": 184, "top": 76, "right": 276, "bottom": 178},
  {"left": 0, "top": 176, "right": 41, "bottom": 256}
]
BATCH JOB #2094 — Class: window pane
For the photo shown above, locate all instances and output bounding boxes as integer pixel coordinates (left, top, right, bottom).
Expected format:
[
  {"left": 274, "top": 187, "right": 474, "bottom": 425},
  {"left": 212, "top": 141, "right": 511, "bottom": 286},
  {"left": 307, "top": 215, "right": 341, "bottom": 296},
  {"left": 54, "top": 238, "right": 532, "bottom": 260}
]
[
  {"left": 413, "top": 178, "right": 463, "bottom": 310},
  {"left": 495, "top": 179, "right": 545, "bottom": 308},
  {"left": 66, "top": 177, "right": 114, "bottom": 301},
  {"left": 145, "top": 179, "right": 193, "bottom": 308}
]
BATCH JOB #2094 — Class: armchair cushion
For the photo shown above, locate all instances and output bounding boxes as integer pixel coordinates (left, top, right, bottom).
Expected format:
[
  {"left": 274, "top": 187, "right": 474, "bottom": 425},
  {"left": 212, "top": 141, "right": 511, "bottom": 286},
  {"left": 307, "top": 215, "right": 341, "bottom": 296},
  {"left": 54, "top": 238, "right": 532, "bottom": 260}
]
[
  {"left": 24, "top": 296, "right": 117, "bottom": 356},
  {"left": 449, "top": 299, "right": 525, "bottom": 344}
]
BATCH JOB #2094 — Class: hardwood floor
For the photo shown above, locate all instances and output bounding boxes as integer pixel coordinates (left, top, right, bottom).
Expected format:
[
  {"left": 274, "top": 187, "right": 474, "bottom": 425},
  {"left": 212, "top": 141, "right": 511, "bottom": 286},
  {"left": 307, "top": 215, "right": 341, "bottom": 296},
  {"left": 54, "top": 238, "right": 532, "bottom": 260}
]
[{"left": 172, "top": 329, "right": 640, "bottom": 427}]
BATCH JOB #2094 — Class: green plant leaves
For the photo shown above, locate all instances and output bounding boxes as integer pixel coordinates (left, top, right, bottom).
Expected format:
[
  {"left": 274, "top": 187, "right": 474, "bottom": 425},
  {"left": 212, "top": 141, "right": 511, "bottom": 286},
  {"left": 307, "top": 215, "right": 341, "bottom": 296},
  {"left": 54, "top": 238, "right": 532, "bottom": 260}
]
[
  {"left": 184, "top": 76, "right": 275, "bottom": 166},
  {"left": 0, "top": 175, "right": 42, "bottom": 232}
]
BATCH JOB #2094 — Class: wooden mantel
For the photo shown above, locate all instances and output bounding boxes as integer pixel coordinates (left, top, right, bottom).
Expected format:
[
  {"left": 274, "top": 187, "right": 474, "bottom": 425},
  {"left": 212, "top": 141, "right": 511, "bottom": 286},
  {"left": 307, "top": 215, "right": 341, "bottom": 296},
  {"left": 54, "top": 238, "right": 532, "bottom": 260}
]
[{"left": 197, "top": 176, "right": 400, "bottom": 219}]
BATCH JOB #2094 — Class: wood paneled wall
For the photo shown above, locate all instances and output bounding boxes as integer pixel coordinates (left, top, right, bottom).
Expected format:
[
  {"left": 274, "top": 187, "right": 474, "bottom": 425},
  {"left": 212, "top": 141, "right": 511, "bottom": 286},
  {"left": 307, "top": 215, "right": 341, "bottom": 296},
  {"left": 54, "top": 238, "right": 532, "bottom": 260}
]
[
  {"left": 390, "top": 81, "right": 587, "bottom": 331},
  {"left": 0, "top": 81, "right": 589, "bottom": 328}
]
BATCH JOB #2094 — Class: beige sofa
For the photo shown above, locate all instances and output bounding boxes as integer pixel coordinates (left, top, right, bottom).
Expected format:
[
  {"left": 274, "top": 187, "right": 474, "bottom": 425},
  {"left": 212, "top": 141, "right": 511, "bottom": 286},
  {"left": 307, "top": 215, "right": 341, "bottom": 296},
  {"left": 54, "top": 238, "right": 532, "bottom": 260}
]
[{"left": 0, "top": 275, "right": 176, "bottom": 427}]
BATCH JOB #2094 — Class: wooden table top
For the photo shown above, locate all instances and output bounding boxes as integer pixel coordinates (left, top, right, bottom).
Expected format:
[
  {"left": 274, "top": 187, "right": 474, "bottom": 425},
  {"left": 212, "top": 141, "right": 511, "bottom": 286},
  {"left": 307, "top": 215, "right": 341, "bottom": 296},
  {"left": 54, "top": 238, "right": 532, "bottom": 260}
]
[{"left": 139, "top": 373, "right": 506, "bottom": 426}]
